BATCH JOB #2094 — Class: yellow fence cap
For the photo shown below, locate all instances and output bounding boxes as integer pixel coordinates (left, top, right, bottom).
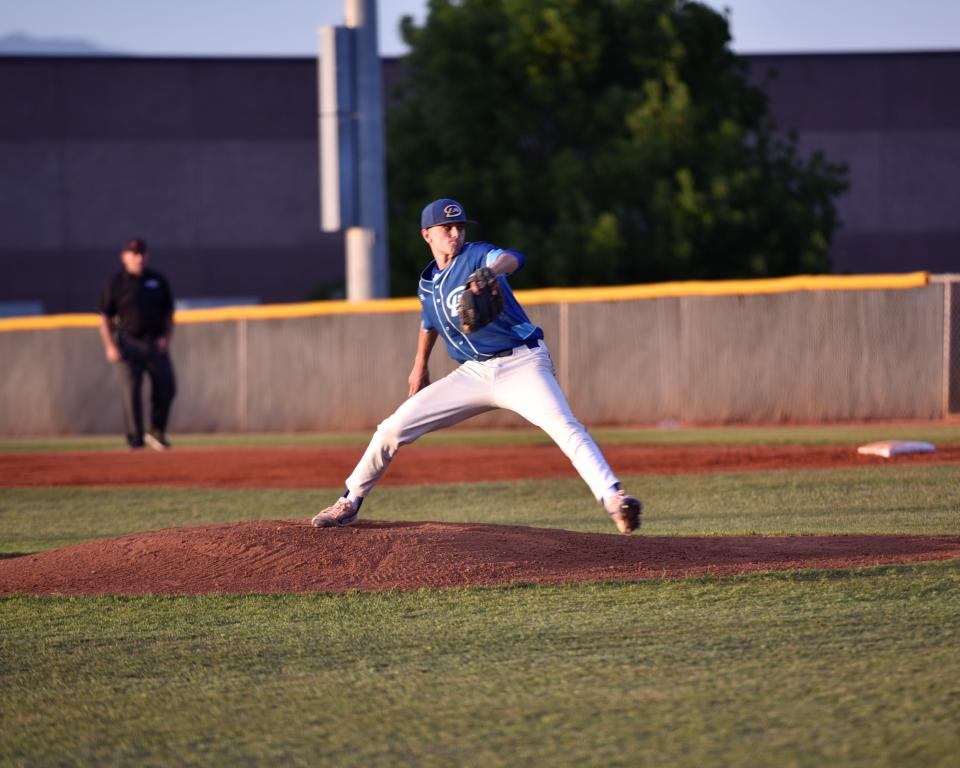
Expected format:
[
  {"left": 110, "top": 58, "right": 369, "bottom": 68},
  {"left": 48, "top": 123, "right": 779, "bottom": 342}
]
[{"left": 0, "top": 272, "right": 930, "bottom": 332}]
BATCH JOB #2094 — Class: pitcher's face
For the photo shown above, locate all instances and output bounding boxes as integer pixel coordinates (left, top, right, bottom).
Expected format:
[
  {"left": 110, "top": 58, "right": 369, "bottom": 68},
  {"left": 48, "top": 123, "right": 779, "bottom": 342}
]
[{"left": 423, "top": 222, "right": 465, "bottom": 264}]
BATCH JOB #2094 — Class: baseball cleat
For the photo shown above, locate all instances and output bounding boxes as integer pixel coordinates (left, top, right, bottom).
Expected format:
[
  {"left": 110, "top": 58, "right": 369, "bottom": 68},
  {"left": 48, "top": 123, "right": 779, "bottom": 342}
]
[
  {"left": 604, "top": 490, "right": 642, "bottom": 534},
  {"left": 144, "top": 431, "right": 171, "bottom": 451},
  {"left": 311, "top": 497, "right": 359, "bottom": 528}
]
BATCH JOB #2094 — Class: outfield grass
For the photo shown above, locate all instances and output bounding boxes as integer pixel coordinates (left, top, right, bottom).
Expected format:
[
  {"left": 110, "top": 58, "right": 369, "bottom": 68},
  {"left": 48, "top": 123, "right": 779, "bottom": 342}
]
[
  {"left": 2, "top": 461, "right": 959, "bottom": 766},
  {"left": 2, "top": 565, "right": 959, "bottom": 767},
  {"left": 2, "top": 421, "right": 959, "bottom": 452},
  {"left": 1, "top": 465, "right": 958, "bottom": 555}
]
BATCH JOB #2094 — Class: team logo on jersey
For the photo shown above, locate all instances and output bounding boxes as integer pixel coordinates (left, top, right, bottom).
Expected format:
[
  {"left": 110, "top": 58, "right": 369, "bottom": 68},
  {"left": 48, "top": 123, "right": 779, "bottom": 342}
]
[
  {"left": 145, "top": 279, "right": 160, "bottom": 288},
  {"left": 443, "top": 204, "right": 462, "bottom": 218},
  {"left": 446, "top": 286, "right": 466, "bottom": 314}
]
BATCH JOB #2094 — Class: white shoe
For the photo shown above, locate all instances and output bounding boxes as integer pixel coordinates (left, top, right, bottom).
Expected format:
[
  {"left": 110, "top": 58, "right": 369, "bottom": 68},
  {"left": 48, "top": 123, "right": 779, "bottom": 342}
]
[
  {"left": 603, "top": 490, "right": 642, "bottom": 534},
  {"left": 311, "top": 497, "right": 359, "bottom": 528},
  {"left": 144, "top": 431, "right": 171, "bottom": 451}
]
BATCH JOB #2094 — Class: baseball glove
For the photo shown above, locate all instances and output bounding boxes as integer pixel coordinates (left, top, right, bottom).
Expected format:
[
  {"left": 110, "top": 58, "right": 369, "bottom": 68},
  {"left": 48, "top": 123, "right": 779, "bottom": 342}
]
[{"left": 458, "top": 267, "right": 504, "bottom": 334}]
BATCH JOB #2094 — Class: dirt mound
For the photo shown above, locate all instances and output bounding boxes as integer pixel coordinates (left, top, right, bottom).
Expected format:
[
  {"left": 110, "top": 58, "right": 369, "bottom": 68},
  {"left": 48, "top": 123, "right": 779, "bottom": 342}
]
[
  {"left": 2, "top": 520, "right": 958, "bottom": 596},
  {"left": 2, "top": 444, "right": 959, "bottom": 488}
]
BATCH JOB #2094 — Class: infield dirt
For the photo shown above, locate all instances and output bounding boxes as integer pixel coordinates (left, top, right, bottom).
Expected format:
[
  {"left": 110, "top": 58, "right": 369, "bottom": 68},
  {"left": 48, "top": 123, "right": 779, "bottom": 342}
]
[
  {"left": 3, "top": 520, "right": 959, "bottom": 596},
  {"left": 3, "top": 443, "right": 958, "bottom": 596},
  {"left": 2, "top": 443, "right": 959, "bottom": 488}
]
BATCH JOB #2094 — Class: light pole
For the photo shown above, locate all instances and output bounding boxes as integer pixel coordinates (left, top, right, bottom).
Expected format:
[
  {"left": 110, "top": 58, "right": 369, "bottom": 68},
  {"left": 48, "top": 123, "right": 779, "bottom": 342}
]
[{"left": 318, "top": 0, "right": 389, "bottom": 300}]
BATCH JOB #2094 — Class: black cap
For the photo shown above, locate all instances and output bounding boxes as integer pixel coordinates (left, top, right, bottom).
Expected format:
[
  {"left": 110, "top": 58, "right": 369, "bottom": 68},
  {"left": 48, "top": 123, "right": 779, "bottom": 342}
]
[{"left": 123, "top": 238, "right": 147, "bottom": 254}]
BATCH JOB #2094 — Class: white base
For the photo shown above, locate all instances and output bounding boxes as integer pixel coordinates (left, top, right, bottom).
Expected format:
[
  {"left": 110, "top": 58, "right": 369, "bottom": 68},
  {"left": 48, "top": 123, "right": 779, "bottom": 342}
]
[{"left": 857, "top": 440, "right": 937, "bottom": 458}]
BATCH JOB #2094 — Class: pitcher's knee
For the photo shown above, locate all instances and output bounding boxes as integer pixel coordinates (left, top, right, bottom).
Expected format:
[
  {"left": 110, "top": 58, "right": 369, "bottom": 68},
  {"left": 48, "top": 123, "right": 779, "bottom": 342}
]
[
  {"left": 534, "top": 412, "right": 585, "bottom": 437},
  {"left": 373, "top": 415, "right": 408, "bottom": 452}
]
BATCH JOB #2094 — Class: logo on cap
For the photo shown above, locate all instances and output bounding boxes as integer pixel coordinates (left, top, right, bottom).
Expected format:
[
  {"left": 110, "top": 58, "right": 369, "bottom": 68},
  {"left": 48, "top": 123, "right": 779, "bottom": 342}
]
[{"left": 443, "top": 204, "right": 462, "bottom": 218}]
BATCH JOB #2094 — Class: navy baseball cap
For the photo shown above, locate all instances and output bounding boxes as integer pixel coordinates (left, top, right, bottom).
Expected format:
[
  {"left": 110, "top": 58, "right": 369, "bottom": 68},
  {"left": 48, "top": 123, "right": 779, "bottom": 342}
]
[{"left": 420, "top": 198, "right": 476, "bottom": 229}]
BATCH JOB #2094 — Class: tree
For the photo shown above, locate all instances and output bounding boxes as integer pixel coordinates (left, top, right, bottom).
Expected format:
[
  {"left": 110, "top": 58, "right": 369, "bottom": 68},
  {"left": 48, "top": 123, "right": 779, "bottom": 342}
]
[{"left": 386, "top": 0, "right": 848, "bottom": 294}]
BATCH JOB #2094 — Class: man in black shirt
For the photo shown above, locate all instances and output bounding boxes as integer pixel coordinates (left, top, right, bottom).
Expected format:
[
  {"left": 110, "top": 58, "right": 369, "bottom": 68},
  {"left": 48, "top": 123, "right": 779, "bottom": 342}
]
[{"left": 98, "top": 238, "right": 177, "bottom": 450}]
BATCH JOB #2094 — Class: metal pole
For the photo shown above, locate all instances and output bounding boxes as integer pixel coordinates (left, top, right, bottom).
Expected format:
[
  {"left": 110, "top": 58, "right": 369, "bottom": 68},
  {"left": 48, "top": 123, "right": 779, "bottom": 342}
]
[
  {"left": 345, "top": 227, "right": 377, "bottom": 301},
  {"left": 346, "top": 0, "right": 389, "bottom": 299},
  {"left": 318, "top": 25, "right": 357, "bottom": 233},
  {"left": 318, "top": 1, "right": 390, "bottom": 300}
]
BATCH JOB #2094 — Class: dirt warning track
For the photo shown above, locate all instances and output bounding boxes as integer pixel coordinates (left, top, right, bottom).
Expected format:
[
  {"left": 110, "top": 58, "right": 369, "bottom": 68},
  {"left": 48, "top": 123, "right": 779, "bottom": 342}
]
[
  {"left": 3, "top": 520, "right": 958, "bottom": 596},
  {"left": 2, "top": 444, "right": 959, "bottom": 488}
]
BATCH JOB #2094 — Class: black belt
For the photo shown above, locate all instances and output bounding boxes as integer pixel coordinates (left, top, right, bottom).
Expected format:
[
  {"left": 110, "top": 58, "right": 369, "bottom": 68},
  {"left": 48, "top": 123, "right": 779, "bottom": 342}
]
[{"left": 490, "top": 338, "right": 540, "bottom": 358}]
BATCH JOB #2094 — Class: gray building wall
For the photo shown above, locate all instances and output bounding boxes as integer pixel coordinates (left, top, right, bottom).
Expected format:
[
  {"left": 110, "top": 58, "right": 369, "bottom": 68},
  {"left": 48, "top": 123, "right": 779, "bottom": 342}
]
[
  {"left": 1, "top": 52, "right": 959, "bottom": 316},
  {"left": 748, "top": 51, "right": 960, "bottom": 274},
  {"left": 0, "top": 57, "right": 345, "bottom": 313}
]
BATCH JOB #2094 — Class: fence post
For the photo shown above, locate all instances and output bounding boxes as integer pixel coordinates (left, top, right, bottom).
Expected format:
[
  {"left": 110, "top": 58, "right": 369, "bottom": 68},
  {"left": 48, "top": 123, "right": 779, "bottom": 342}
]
[
  {"left": 949, "top": 278, "right": 960, "bottom": 417},
  {"left": 237, "top": 318, "right": 248, "bottom": 432},
  {"left": 932, "top": 274, "right": 960, "bottom": 418},
  {"left": 558, "top": 301, "right": 570, "bottom": 392}
]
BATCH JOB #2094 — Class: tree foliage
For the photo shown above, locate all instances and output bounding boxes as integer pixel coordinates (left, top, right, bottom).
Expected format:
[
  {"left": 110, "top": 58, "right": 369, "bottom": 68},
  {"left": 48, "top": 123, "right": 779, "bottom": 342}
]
[{"left": 386, "top": 0, "right": 848, "bottom": 293}]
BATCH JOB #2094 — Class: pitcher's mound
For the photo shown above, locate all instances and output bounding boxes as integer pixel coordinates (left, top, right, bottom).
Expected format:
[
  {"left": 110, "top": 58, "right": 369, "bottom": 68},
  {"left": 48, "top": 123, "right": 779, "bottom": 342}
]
[{"left": 2, "top": 520, "right": 959, "bottom": 596}]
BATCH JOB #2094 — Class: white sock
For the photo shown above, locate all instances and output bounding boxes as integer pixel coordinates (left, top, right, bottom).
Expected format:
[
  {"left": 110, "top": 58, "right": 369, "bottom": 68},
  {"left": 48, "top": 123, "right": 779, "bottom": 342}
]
[{"left": 345, "top": 490, "right": 364, "bottom": 509}]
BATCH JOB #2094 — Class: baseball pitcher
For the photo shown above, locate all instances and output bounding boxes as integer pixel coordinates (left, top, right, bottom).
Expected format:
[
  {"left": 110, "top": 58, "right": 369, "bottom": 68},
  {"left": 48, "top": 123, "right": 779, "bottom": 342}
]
[{"left": 312, "top": 199, "right": 642, "bottom": 534}]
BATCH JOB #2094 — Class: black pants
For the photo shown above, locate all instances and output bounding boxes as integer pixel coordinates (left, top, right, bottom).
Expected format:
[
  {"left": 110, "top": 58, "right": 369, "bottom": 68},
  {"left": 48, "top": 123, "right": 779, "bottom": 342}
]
[{"left": 114, "top": 335, "right": 177, "bottom": 447}]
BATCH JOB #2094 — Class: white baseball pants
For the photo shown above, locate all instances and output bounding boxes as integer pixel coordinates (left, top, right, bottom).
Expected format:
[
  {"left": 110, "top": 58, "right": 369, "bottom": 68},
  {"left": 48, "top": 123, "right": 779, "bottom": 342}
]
[{"left": 345, "top": 341, "right": 619, "bottom": 501}]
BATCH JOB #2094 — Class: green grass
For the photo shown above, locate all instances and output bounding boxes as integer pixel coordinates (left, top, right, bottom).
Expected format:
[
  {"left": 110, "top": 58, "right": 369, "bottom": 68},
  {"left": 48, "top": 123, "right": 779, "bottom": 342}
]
[
  {"left": 2, "top": 421, "right": 959, "bottom": 451},
  {"left": 2, "top": 462, "right": 959, "bottom": 766},
  {"left": 3, "top": 566, "right": 960, "bottom": 767},
  {"left": 2, "top": 465, "right": 958, "bottom": 555}
]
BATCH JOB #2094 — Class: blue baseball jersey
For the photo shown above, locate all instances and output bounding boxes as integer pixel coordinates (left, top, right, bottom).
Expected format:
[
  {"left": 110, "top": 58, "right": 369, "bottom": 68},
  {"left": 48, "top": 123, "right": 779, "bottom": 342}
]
[{"left": 417, "top": 241, "right": 543, "bottom": 363}]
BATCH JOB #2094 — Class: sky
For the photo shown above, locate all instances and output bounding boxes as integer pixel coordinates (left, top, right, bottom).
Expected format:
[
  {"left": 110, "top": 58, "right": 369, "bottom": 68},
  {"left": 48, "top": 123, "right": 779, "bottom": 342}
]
[{"left": 1, "top": 0, "right": 959, "bottom": 57}]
